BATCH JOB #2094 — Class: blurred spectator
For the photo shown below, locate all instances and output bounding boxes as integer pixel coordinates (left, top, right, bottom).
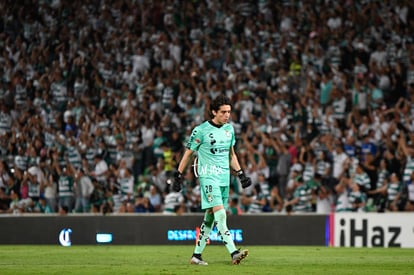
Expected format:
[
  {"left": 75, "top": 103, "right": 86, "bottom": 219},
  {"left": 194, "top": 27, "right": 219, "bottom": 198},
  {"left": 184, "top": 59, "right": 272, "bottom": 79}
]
[
  {"left": 352, "top": 162, "right": 372, "bottom": 194},
  {"left": 241, "top": 173, "right": 271, "bottom": 213},
  {"left": 147, "top": 185, "right": 162, "bottom": 212},
  {"left": 268, "top": 186, "right": 284, "bottom": 213},
  {"left": 273, "top": 134, "right": 292, "bottom": 199},
  {"left": 6, "top": 190, "right": 25, "bottom": 214},
  {"left": 243, "top": 183, "right": 268, "bottom": 214},
  {"left": 22, "top": 168, "right": 43, "bottom": 211},
  {"left": 116, "top": 166, "right": 134, "bottom": 203},
  {"left": 314, "top": 150, "right": 332, "bottom": 187},
  {"left": 101, "top": 188, "right": 114, "bottom": 215},
  {"left": 334, "top": 177, "right": 352, "bottom": 212},
  {"left": 58, "top": 205, "right": 69, "bottom": 216},
  {"left": 163, "top": 183, "right": 185, "bottom": 215},
  {"left": 56, "top": 162, "right": 76, "bottom": 213},
  {"left": 134, "top": 195, "right": 155, "bottom": 213},
  {"left": 330, "top": 139, "right": 351, "bottom": 192},
  {"left": 367, "top": 159, "right": 389, "bottom": 212},
  {"left": 405, "top": 171, "right": 414, "bottom": 211},
  {"left": 380, "top": 173, "right": 404, "bottom": 212},
  {"left": 182, "top": 169, "right": 202, "bottom": 212},
  {"left": 348, "top": 180, "right": 367, "bottom": 213},
  {"left": 0, "top": 160, "right": 13, "bottom": 190},
  {"left": 74, "top": 168, "right": 94, "bottom": 213},
  {"left": 90, "top": 153, "right": 109, "bottom": 190},
  {"left": 43, "top": 172, "right": 58, "bottom": 213},
  {"left": 228, "top": 197, "right": 243, "bottom": 215},
  {"left": 284, "top": 175, "right": 312, "bottom": 214},
  {"left": 90, "top": 179, "right": 106, "bottom": 213},
  {"left": 33, "top": 196, "right": 54, "bottom": 214},
  {"left": 313, "top": 174, "right": 333, "bottom": 214},
  {"left": 298, "top": 144, "right": 316, "bottom": 182},
  {"left": 286, "top": 163, "right": 303, "bottom": 199}
]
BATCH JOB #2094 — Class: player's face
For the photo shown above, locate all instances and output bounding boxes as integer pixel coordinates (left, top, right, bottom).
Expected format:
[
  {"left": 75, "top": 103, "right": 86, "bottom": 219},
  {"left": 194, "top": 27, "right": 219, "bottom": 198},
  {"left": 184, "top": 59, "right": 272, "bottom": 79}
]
[{"left": 212, "top": 105, "right": 231, "bottom": 125}]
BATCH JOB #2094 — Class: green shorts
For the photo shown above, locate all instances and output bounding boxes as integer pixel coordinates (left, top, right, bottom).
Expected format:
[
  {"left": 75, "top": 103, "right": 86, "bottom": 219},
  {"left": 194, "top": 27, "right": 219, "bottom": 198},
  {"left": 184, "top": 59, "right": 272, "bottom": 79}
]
[{"left": 200, "top": 181, "right": 229, "bottom": 210}]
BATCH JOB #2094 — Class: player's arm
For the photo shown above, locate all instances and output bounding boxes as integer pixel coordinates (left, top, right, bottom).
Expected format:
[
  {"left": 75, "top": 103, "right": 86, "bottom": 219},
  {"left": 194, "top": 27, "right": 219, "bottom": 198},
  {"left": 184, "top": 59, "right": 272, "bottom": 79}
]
[
  {"left": 177, "top": 148, "right": 194, "bottom": 174},
  {"left": 230, "top": 146, "right": 252, "bottom": 188},
  {"left": 229, "top": 146, "right": 242, "bottom": 172}
]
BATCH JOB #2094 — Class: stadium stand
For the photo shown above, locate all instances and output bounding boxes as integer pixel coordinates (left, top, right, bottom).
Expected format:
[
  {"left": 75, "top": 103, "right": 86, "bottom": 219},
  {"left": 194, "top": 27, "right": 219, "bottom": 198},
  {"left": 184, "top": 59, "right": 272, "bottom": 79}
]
[{"left": 0, "top": 0, "right": 413, "bottom": 214}]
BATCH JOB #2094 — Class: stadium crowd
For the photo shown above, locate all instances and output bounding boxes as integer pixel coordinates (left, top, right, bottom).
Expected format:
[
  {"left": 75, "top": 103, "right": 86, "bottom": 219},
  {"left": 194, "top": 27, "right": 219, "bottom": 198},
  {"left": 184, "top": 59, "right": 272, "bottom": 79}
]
[{"left": 0, "top": 0, "right": 414, "bottom": 216}]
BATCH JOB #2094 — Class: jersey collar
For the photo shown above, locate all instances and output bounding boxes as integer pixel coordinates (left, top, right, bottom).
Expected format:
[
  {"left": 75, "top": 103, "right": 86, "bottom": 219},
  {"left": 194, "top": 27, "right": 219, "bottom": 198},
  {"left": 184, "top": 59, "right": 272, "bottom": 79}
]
[{"left": 208, "top": 120, "right": 224, "bottom": 128}]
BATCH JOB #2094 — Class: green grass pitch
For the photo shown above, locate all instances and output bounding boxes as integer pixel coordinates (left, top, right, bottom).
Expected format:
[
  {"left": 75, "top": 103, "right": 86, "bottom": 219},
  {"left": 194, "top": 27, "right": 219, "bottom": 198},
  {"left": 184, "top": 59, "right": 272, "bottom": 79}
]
[{"left": 0, "top": 245, "right": 413, "bottom": 274}]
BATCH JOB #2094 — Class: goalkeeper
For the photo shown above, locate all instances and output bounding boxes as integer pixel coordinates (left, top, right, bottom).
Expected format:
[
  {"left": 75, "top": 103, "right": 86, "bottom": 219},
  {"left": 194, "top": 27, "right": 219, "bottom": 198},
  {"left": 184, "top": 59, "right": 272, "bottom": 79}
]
[{"left": 173, "top": 94, "right": 252, "bottom": 265}]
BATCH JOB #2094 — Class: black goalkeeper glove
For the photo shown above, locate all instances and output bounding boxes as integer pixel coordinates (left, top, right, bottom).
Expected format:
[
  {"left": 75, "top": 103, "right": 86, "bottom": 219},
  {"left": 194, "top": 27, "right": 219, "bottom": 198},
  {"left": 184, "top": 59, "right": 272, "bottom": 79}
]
[
  {"left": 172, "top": 171, "right": 183, "bottom": 192},
  {"left": 236, "top": 170, "right": 252, "bottom": 189}
]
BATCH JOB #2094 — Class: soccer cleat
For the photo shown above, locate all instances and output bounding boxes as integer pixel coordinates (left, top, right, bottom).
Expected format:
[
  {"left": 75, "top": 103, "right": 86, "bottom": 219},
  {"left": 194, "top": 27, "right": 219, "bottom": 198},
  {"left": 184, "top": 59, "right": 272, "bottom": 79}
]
[
  {"left": 190, "top": 256, "right": 208, "bottom": 266},
  {"left": 231, "top": 249, "right": 248, "bottom": 265}
]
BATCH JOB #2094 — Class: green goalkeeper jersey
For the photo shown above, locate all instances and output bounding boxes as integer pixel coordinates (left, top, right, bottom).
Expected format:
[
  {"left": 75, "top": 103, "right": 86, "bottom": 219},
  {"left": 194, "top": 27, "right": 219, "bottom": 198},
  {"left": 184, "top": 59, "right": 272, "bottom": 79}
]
[{"left": 187, "top": 120, "right": 235, "bottom": 187}]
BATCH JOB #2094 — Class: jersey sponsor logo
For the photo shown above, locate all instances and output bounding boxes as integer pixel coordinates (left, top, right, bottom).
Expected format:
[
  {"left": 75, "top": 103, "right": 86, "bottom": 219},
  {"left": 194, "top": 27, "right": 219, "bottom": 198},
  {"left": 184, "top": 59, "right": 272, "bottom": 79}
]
[
  {"left": 209, "top": 133, "right": 216, "bottom": 145},
  {"left": 209, "top": 133, "right": 217, "bottom": 154},
  {"left": 189, "top": 130, "right": 199, "bottom": 143},
  {"left": 198, "top": 164, "right": 226, "bottom": 176},
  {"left": 211, "top": 147, "right": 230, "bottom": 154}
]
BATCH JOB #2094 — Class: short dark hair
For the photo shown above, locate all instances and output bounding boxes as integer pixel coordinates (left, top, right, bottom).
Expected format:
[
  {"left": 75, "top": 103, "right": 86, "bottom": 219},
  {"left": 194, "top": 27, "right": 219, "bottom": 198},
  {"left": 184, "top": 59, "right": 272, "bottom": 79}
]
[{"left": 210, "top": 95, "right": 231, "bottom": 118}]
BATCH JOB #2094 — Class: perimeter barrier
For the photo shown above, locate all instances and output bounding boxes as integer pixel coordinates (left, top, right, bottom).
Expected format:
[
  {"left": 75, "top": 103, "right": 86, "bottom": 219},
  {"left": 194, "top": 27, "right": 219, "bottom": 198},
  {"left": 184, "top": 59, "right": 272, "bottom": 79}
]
[{"left": 0, "top": 213, "right": 412, "bottom": 247}]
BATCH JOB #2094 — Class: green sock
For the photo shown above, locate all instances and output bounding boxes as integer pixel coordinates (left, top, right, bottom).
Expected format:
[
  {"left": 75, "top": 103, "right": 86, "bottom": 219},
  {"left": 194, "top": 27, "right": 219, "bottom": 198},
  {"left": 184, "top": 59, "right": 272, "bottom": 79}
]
[
  {"left": 214, "top": 208, "right": 237, "bottom": 254},
  {"left": 194, "top": 211, "right": 214, "bottom": 254}
]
